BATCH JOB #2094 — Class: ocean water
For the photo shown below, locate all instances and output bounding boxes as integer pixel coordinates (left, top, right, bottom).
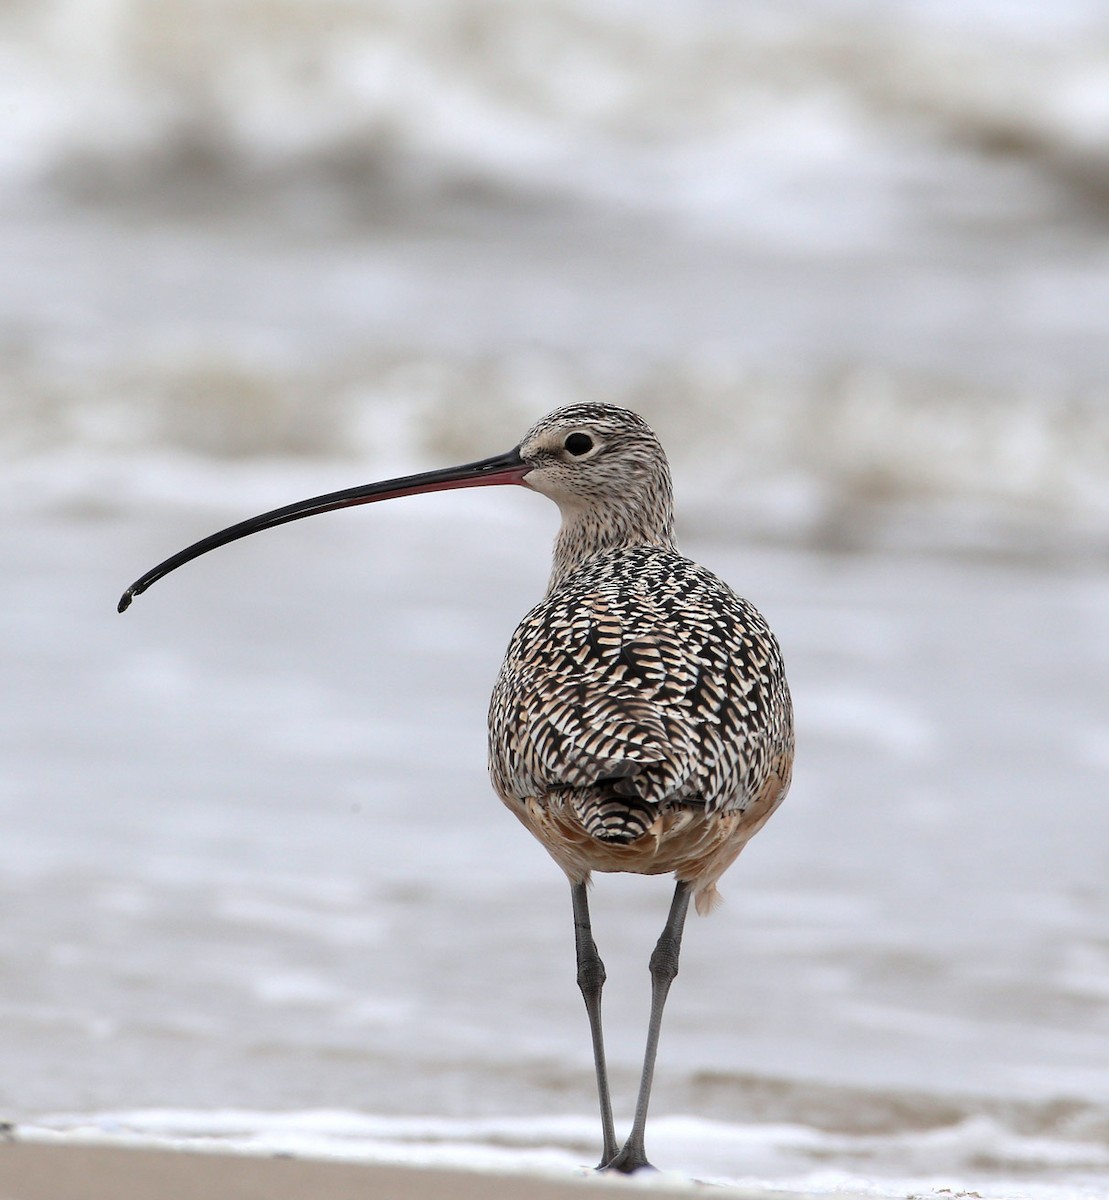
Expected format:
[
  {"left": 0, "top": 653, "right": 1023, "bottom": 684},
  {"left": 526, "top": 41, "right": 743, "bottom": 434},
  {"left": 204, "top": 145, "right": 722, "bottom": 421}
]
[
  {"left": 3, "top": 0, "right": 1109, "bottom": 547},
  {"left": 4, "top": 496, "right": 1108, "bottom": 1197},
  {"left": 2, "top": 1, "right": 1109, "bottom": 1196}
]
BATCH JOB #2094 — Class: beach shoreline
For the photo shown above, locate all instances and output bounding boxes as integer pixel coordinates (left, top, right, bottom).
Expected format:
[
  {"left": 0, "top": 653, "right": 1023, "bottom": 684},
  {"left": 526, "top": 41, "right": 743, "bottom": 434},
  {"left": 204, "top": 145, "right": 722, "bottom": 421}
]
[{"left": 0, "top": 1138, "right": 833, "bottom": 1200}]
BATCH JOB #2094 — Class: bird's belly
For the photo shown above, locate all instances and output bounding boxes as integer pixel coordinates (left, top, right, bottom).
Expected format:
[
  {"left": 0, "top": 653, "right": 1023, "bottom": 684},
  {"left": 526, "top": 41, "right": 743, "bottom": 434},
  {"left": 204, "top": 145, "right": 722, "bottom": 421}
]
[{"left": 497, "top": 774, "right": 788, "bottom": 913}]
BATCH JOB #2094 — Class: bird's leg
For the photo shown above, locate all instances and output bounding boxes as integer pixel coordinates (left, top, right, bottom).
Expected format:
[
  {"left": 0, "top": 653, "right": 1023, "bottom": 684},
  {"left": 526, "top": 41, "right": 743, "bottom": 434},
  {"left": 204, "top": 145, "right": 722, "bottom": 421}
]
[
  {"left": 604, "top": 879, "right": 692, "bottom": 1175},
  {"left": 571, "top": 880, "right": 619, "bottom": 1168}
]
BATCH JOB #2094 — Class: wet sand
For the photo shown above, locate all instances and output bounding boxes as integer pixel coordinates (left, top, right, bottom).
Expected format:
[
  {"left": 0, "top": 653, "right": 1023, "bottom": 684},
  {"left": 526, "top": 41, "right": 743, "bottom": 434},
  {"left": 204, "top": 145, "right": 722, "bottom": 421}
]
[{"left": 0, "top": 1141, "right": 827, "bottom": 1200}]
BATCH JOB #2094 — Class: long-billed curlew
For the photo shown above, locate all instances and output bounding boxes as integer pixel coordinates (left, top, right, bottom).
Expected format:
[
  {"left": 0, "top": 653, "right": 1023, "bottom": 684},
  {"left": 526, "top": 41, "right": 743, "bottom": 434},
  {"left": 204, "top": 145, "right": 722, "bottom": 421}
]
[{"left": 119, "top": 403, "right": 794, "bottom": 1173}]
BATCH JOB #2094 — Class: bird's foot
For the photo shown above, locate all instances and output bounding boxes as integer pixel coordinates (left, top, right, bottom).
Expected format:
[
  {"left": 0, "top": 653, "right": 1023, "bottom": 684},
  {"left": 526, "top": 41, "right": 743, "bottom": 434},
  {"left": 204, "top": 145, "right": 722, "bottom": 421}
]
[{"left": 599, "top": 1144, "right": 656, "bottom": 1174}]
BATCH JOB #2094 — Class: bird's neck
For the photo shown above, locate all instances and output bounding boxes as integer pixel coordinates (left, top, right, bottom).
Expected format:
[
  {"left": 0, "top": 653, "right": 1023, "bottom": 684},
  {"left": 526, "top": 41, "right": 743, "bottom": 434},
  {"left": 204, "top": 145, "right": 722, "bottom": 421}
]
[{"left": 547, "top": 493, "right": 678, "bottom": 594}]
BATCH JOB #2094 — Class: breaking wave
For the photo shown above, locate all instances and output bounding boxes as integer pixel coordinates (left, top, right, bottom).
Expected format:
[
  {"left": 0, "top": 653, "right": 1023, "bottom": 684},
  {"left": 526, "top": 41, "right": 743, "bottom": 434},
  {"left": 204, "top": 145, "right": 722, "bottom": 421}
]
[
  {"left": 2, "top": 0, "right": 1108, "bottom": 227},
  {"left": 3, "top": 0, "right": 1108, "bottom": 557}
]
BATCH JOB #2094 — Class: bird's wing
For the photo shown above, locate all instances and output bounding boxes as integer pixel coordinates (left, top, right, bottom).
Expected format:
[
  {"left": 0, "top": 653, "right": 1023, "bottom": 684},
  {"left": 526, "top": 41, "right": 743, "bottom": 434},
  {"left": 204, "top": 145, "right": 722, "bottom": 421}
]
[{"left": 490, "top": 572, "right": 768, "bottom": 813}]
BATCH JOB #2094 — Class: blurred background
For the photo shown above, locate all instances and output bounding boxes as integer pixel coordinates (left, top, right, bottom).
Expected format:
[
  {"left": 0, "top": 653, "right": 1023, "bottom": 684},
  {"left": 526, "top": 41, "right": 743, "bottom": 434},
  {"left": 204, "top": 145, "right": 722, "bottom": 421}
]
[
  {"left": 3, "top": 2, "right": 1109, "bottom": 1195},
  {"left": 3, "top": 0, "right": 1108, "bottom": 545}
]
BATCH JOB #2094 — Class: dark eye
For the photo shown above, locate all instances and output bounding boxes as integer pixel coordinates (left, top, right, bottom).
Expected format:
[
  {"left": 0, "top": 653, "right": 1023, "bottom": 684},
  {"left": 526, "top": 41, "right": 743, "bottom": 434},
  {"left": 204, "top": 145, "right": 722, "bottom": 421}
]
[{"left": 564, "top": 432, "right": 594, "bottom": 457}]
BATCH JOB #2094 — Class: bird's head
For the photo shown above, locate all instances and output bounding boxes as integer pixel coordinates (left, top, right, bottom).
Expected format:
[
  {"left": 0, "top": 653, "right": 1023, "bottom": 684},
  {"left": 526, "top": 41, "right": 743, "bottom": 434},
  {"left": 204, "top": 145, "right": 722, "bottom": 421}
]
[
  {"left": 513, "top": 404, "right": 677, "bottom": 584},
  {"left": 517, "top": 403, "right": 673, "bottom": 519}
]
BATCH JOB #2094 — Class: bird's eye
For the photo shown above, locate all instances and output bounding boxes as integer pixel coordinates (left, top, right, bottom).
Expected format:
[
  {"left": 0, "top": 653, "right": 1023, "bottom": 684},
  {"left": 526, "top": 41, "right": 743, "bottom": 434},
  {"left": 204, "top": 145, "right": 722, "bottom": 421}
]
[{"left": 564, "top": 432, "right": 594, "bottom": 457}]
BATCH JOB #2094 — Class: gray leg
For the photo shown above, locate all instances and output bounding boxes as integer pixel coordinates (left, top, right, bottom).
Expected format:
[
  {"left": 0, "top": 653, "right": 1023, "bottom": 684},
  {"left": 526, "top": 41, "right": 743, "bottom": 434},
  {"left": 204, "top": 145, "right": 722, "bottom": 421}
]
[
  {"left": 571, "top": 881, "right": 618, "bottom": 1167},
  {"left": 604, "top": 880, "right": 692, "bottom": 1174}
]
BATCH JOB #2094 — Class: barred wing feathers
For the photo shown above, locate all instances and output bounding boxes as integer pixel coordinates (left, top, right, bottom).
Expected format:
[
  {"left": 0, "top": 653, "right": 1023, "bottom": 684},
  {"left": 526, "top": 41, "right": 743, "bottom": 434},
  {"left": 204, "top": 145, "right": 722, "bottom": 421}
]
[{"left": 489, "top": 547, "right": 790, "bottom": 844}]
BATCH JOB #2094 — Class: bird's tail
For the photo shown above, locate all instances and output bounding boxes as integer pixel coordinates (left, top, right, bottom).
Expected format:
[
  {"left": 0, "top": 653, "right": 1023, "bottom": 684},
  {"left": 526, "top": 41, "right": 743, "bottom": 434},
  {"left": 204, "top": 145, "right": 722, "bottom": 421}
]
[{"left": 567, "top": 781, "right": 657, "bottom": 844}]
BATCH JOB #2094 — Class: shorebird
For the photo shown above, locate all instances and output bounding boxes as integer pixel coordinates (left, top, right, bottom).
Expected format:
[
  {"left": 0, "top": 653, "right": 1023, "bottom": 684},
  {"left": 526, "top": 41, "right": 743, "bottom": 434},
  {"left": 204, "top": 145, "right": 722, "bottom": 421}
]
[{"left": 119, "top": 403, "right": 794, "bottom": 1173}]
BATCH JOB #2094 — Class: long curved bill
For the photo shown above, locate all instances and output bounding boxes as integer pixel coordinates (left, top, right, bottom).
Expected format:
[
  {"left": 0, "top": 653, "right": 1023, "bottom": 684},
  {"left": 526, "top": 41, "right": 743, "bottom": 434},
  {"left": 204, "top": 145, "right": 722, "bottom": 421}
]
[{"left": 118, "top": 447, "right": 530, "bottom": 613}]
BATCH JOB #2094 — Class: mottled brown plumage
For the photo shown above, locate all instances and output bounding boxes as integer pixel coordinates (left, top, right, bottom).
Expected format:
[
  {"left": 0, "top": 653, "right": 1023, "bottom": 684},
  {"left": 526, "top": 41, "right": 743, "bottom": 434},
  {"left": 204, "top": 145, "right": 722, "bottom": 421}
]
[{"left": 489, "top": 404, "right": 793, "bottom": 915}]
